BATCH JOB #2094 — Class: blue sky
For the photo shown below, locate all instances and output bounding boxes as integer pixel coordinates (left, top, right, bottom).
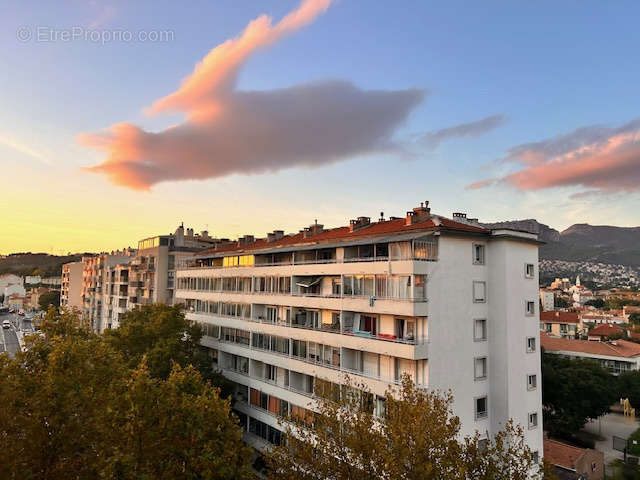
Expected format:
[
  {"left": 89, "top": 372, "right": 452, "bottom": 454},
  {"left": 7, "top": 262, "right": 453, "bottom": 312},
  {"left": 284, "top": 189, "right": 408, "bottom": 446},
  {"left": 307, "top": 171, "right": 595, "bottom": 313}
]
[{"left": 1, "top": 0, "right": 639, "bottom": 254}]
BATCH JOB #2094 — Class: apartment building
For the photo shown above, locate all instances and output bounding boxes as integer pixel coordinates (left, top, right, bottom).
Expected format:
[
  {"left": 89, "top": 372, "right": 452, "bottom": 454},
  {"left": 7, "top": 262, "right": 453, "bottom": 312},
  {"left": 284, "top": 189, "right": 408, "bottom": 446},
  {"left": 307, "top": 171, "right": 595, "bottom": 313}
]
[
  {"left": 81, "top": 250, "right": 135, "bottom": 331},
  {"left": 540, "top": 311, "right": 581, "bottom": 338},
  {"left": 175, "top": 202, "right": 544, "bottom": 457},
  {"left": 77, "top": 225, "right": 219, "bottom": 332},
  {"left": 61, "top": 261, "right": 83, "bottom": 310}
]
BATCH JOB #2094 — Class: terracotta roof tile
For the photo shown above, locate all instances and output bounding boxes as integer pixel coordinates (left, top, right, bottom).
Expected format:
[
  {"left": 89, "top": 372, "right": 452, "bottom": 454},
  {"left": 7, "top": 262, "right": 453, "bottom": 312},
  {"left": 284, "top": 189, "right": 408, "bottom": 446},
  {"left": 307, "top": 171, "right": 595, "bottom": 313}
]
[
  {"left": 540, "top": 311, "right": 580, "bottom": 324},
  {"left": 588, "top": 323, "right": 624, "bottom": 337},
  {"left": 544, "top": 438, "right": 585, "bottom": 470},
  {"left": 197, "top": 216, "right": 489, "bottom": 257},
  {"left": 541, "top": 332, "right": 640, "bottom": 358}
]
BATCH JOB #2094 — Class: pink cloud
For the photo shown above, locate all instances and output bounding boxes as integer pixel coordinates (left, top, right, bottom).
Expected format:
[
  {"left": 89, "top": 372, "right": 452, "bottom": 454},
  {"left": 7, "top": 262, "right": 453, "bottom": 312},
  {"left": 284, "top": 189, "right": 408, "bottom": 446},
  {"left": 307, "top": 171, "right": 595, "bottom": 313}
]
[
  {"left": 469, "top": 119, "right": 640, "bottom": 195},
  {"left": 81, "top": 0, "right": 425, "bottom": 190}
]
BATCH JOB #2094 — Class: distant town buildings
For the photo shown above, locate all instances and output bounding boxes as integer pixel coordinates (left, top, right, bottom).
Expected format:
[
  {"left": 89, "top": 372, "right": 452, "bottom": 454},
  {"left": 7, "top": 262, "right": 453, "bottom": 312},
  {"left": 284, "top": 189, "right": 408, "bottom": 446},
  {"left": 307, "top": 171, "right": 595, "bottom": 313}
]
[{"left": 61, "top": 261, "right": 83, "bottom": 310}]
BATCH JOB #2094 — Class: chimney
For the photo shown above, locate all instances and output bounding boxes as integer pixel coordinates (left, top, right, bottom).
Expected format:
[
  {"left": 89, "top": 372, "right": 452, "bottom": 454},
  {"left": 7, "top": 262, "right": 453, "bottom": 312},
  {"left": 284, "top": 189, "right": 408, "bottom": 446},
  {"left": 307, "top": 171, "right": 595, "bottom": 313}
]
[
  {"left": 405, "top": 201, "right": 431, "bottom": 225},
  {"left": 238, "top": 235, "right": 255, "bottom": 246},
  {"left": 303, "top": 222, "right": 324, "bottom": 238},
  {"left": 379, "top": 211, "right": 385, "bottom": 222},
  {"left": 200, "top": 230, "right": 210, "bottom": 239},
  {"left": 267, "top": 230, "right": 285, "bottom": 242},
  {"left": 349, "top": 216, "right": 371, "bottom": 232},
  {"left": 452, "top": 212, "right": 467, "bottom": 219},
  {"left": 186, "top": 228, "right": 194, "bottom": 237}
]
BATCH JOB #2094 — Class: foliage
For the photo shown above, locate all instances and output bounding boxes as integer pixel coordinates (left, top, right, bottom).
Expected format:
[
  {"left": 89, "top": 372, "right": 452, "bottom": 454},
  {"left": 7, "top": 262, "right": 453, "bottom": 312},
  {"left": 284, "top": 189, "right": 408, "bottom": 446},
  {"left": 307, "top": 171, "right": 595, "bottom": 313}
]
[
  {"left": 617, "top": 371, "right": 640, "bottom": 412},
  {"left": 606, "top": 298, "right": 640, "bottom": 310},
  {"left": 38, "top": 290, "right": 60, "bottom": 310},
  {"left": 630, "top": 313, "right": 640, "bottom": 324},
  {"left": 103, "top": 304, "right": 233, "bottom": 397},
  {"left": 554, "top": 296, "right": 570, "bottom": 308},
  {"left": 542, "top": 353, "right": 616, "bottom": 436},
  {"left": 584, "top": 298, "right": 605, "bottom": 308},
  {"left": 266, "top": 375, "right": 542, "bottom": 480},
  {"left": 0, "top": 308, "right": 253, "bottom": 480}
]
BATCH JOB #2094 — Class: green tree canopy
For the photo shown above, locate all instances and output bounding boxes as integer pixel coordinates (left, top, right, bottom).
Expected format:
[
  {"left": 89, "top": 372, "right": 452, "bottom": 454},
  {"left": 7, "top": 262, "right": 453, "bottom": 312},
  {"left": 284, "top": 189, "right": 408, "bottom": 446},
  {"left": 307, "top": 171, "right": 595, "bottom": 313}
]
[
  {"left": 38, "top": 290, "right": 60, "bottom": 310},
  {"left": 584, "top": 298, "right": 605, "bottom": 308},
  {"left": 267, "top": 375, "right": 542, "bottom": 480},
  {"left": 0, "top": 308, "right": 253, "bottom": 480},
  {"left": 103, "top": 304, "right": 232, "bottom": 396},
  {"left": 542, "top": 353, "right": 616, "bottom": 437},
  {"left": 617, "top": 371, "right": 640, "bottom": 410}
]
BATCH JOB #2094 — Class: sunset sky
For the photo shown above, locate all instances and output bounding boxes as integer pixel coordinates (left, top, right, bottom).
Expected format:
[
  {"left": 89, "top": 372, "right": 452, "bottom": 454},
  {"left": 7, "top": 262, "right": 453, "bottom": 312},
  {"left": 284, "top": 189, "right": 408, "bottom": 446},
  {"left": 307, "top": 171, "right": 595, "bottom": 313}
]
[{"left": 2, "top": 0, "right": 640, "bottom": 255}]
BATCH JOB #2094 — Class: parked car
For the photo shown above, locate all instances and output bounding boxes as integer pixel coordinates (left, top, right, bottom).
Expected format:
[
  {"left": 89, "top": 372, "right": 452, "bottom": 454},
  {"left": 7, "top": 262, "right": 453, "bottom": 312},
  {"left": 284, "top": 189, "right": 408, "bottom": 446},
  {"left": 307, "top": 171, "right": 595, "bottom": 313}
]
[{"left": 2, "top": 320, "right": 11, "bottom": 329}]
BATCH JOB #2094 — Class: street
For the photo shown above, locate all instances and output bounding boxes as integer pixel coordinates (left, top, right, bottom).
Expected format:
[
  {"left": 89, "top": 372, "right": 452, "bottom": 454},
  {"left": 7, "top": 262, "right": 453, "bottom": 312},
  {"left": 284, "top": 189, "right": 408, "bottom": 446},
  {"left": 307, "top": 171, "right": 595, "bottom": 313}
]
[{"left": 0, "top": 312, "right": 31, "bottom": 358}]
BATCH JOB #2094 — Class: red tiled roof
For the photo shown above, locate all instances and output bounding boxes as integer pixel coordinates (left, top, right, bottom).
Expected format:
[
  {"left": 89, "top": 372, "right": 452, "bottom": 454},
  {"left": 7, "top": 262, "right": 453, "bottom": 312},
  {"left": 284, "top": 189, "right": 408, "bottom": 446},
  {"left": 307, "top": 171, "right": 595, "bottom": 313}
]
[
  {"left": 541, "top": 332, "right": 640, "bottom": 358},
  {"left": 540, "top": 311, "right": 580, "bottom": 324},
  {"left": 544, "top": 438, "right": 585, "bottom": 470},
  {"left": 589, "top": 323, "right": 624, "bottom": 337},
  {"left": 197, "top": 216, "right": 489, "bottom": 257}
]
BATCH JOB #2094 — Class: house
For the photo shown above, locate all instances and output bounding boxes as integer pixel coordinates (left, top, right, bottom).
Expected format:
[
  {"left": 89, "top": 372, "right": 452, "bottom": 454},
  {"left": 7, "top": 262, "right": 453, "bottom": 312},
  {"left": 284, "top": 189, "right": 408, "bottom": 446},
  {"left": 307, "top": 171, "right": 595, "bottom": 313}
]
[
  {"left": 540, "top": 289, "right": 555, "bottom": 311},
  {"left": 587, "top": 323, "right": 624, "bottom": 341},
  {"left": 541, "top": 332, "right": 640, "bottom": 374},
  {"left": 540, "top": 311, "right": 581, "bottom": 338},
  {"left": 544, "top": 438, "right": 604, "bottom": 480}
]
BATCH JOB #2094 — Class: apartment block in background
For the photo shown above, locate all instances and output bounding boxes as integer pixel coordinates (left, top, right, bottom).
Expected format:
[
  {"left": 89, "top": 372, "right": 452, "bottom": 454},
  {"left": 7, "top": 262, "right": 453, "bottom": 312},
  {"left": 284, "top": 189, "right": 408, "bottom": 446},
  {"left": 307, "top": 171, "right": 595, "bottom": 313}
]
[
  {"left": 175, "top": 202, "right": 544, "bottom": 457},
  {"left": 61, "top": 261, "right": 84, "bottom": 310}
]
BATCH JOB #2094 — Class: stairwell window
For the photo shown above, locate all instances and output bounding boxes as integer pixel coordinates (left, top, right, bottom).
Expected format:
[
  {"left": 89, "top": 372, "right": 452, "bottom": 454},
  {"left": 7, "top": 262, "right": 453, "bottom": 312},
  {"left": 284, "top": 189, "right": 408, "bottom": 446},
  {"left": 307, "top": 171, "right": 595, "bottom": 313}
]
[
  {"left": 474, "top": 319, "right": 487, "bottom": 342},
  {"left": 525, "top": 301, "right": 535, "bottom": 316},
  {"left": 473, "top": 244, "right": 485, "bottom": 265},
  {"left": 528, "top": 412, "right": 538, "bottom": 429},
  {"left": 527, "top": 374, "right": 537, "bottom": 390},
  {"left": 474, "top": 357, "right": 487, "bottom": 381},
  {"left": 473, "top": 281, "right": 486, "bottom": 303},
  {"left": 526, "top": 336, "right": 536, "bottom": 353},
  {"left": 525, "top": 263, "right": 535, "bottom": 278},
  {"left": 475, "top": 396, "right": 488, "bottom": 420}
]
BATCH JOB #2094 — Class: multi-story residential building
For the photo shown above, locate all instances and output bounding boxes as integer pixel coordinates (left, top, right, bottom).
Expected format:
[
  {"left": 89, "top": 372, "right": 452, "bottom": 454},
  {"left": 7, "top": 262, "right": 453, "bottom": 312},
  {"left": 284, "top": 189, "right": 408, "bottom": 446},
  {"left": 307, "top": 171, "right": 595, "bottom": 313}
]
[
  {"left": 539, "top": 288, "right": 555, "bottom": 311},
  {"left": 128, "top": 225, "right": 221, "bottom": 310},
  {"left": 175, "top": 202, "right": 544, "bottom": 457},
  {"left": 81, "top": 250, "right": 135, "bottom": 331},
  {"left": 77, "top": 225, "right": 218, "bottom": 332},
  {"left": 540, "top": 311, "right": 581, "bottom": 338},
  {"left": 61, "top": 261, "right": 84, "bottom": 310}
]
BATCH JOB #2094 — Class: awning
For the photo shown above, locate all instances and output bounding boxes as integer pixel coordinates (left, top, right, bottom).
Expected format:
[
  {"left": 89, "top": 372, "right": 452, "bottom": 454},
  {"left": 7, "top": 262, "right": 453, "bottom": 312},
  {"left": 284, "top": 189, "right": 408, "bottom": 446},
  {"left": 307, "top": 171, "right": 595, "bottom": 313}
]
[{"left": 296, "top": 276, "right": 323, "bottom": 288}]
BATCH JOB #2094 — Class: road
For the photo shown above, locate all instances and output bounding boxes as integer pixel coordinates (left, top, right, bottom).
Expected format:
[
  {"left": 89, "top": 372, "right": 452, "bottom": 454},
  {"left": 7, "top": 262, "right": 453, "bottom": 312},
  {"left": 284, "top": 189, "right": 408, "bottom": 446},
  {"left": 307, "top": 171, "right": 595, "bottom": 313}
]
[{"left": 0, "top": 312, "right": 32, "bottom": 358}]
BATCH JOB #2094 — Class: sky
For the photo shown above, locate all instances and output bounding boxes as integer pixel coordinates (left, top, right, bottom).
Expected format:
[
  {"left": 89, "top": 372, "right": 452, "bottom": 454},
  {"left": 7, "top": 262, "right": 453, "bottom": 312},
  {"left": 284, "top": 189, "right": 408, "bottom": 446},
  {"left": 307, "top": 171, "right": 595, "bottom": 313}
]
[{"left": 1, "top": 0, "right": 640, "bottom": 254}]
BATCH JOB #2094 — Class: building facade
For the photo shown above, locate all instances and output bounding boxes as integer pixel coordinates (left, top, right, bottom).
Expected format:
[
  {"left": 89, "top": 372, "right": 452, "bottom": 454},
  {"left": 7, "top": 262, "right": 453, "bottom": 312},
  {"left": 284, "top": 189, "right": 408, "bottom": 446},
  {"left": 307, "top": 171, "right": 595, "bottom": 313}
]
[
  {"left": 175, "top": 203, "right": 544, "bottom": 456},
  {"left": 61, "top": 261, "right": 84, "bottom": 310}
]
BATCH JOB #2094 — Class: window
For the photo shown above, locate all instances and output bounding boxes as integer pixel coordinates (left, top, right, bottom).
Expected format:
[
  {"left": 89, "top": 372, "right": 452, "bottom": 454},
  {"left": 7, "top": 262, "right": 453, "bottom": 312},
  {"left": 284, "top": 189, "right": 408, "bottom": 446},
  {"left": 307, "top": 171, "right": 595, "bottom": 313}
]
[
  {"left": 473, "top": 244, "right": 485, "bottom": 265},
  {"left": 525, "top": 263, "right": 535, "bottom": 278},
  {"left": 474, "top": 357, "right": 487, "bottom": 380},
  {"left": 474, "top": 319, "right": 487, "bottom": 341},
  {"left": 526, "top": 336, "right": 536, "bottom": 353},
  {"left": 532, "top": 451, "right": 539, "bottom": 464},
  {"left": 525, "top": 301, "right": 535, "bottom": 316},
  {"left": 473, "top": 281, "right": 486, "bottom": 303},
  {"left": 527, "top": 374, "right": 537, "bottom": 390},
  {"left": 475, "top": 396, "right": 488, "bottom": 419},
  {"left": 528, "top": 412, "right": 538, "bottom": 429}
]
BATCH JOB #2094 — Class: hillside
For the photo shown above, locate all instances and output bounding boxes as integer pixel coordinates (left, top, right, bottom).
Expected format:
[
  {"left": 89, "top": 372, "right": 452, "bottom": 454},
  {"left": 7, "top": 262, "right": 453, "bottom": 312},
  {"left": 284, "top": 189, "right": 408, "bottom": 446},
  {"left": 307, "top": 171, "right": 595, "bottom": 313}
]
[{"left": 0, "top": 253, "right": 87, "bottom": 278}]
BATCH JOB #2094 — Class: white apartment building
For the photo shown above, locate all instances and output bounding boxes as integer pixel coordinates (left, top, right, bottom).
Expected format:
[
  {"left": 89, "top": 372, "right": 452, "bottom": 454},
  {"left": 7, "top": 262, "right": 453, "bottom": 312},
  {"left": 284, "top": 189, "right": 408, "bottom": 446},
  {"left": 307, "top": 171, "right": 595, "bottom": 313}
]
[
  {"left": 61, "top": 261, "right": 84, "bottom": 310},
  {"left": 175, "top": 202, "right": 544, "bottom": 457},
  {"left": 77, "top": 225, "right": 220, "bottom": 332},
  {"left": 540, "top": 289, "right": 555, "bottom": 311}
]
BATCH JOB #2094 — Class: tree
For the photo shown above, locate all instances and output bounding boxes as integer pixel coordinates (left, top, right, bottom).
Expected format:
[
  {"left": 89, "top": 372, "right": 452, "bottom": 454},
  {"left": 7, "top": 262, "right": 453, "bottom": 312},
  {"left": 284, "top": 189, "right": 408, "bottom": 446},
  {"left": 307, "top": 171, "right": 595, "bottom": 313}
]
[
  {"left": 38, "top": 290, "right": 60, "bottom": 310},
  {"left": 103, "top": 304, "right": 232, "bottom": 395},
  {"left": 554, "top": 297, "right": 570, "bottom": 309},
  {"left": 542, "top": 353, "right": 616, "bottom": 437},
  {"left": 584, "top": 298, "right": 605, "bottom": 309},
  {"left": 266, "top": 375, "right": 541, "bottom": 480},
  {"left": 0, "top": 309, "right": 253, "bottom": 480},
  {"left": 617, "top": 371, "right": 640, "bottom": 409},
  {"left": 629, "top": 313, "right": 640, "bottom": 324}
]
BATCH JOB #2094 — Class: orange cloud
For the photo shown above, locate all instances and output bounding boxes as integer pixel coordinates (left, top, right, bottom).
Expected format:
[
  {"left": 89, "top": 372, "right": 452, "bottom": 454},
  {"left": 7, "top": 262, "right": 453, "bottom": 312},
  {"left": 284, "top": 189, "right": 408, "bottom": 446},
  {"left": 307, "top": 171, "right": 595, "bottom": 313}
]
[
  {"left": 82, "top": 0, "right": 425, "bottom": 190},
  {"left": 469, "top": 119, "right": 640, "bottom": 195}
]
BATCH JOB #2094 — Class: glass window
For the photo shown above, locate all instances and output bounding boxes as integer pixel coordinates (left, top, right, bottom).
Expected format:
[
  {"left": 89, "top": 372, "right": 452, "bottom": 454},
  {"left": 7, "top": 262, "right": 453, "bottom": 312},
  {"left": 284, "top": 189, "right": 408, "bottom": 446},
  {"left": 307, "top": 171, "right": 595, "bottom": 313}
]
[
  {"left": 473, "top": 281, "right": 486, "bottom": 303},
  {"left": 474, "top": 319, "right": 487, "bottom": 341},
  {"left": 475, "top": 396, "right": 488, "bottom": 419},
  {"left": 474, "top": 357, "right": 487, "bottom": 380},
  {"left": 526, "top": 301, "right": 535, "bottom": 316},
  {"left": 525, "top": 263, "right": 535, "bottom": 278},
  {"left": 528, "top": 412, "right": 538, "bottom": 429},
  {"left": 527, "top": 374, "right": 537, "bottom": 390},
  {"left": 473, "top": 244, "right": 485, "bottom": 264},
  {"left": 526, "top": 337, "right": 536, "bottom": 353}
]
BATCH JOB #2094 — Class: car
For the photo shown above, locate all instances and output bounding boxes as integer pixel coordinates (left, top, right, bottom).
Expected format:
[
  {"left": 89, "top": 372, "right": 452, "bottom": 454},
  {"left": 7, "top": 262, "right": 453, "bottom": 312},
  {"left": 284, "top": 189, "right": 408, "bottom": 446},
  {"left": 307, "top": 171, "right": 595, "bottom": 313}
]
[{"left": 2, "top": 320, "right": 11, "bottom": 329}]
